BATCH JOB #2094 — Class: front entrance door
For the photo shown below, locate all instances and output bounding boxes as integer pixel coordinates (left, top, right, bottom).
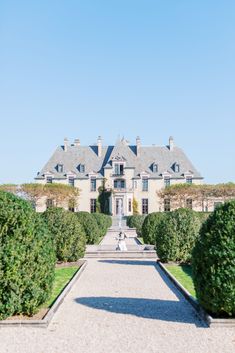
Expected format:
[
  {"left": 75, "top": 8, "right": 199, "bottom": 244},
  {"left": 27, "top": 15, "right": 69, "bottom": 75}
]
[{"left": 115, "top": 198, "right": 123, "bottom": 216}]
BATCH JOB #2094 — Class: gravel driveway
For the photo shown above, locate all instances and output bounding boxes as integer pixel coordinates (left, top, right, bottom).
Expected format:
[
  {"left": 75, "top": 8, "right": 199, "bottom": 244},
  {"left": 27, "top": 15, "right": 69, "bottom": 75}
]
[{"left": 0, "top": 259, "right": 234, "bottom": 353}]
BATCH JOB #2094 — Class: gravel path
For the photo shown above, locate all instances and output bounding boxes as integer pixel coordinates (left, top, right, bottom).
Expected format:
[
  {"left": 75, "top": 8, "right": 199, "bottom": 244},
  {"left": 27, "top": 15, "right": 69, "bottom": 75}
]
[{"left": 0, "top": 259, "right": 234, "bottom": 353}]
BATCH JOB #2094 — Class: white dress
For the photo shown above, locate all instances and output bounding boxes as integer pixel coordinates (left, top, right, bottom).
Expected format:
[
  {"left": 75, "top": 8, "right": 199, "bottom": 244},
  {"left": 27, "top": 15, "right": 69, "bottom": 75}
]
[{"left": 117, "top": 233, "right": 127, "bottom": 251}]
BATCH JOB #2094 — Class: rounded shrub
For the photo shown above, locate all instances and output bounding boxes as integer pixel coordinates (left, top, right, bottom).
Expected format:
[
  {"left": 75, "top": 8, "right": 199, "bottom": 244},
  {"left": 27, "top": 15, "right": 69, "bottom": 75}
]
[
  {"left": 76, "top": 211, "right": 100, "bottom": 244},
  {"left": 0, "top": 191, "right": 55, "bottom": 320},
  {"left": 43, "top": 208, "right": 86, "bottom": 262},
  {"left": 156, "top": 208, "right": 201, "bottom": 263},
  {"left": 92, "top": 213, "right": 112, "bottom": 238},
  {"left": 126, "top": 215, "right": 146, "bottom": 236},
  {"left": 142, "top": 212, "right": 165, "bottom": 244},
  {"left": 192, "top": 201, "right": 235, "bottom": 317}
]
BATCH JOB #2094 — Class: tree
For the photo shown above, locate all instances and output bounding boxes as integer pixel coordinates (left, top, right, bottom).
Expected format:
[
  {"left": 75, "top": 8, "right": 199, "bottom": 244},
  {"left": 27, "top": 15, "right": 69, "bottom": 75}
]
[
  {"left": 158, "top": 183, "right": 235, "bottom": 211},
  {"left": 97, "top": 179, "right": 112, "bottom": 214},
  {"left": 21, "top": 183, "right": 80, "bottom": 209},
  {"left": 132, "top": 197, "right": 139, "bottom": 215}
]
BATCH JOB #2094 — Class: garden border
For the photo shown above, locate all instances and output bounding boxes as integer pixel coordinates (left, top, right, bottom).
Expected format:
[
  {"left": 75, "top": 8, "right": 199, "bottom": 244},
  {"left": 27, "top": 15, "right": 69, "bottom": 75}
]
[
  {"left": 157, "top": 260, "right": 235, "bottom": 328},
  {"left": 0, "top": 260, "right": 87, "bottom": 328}
]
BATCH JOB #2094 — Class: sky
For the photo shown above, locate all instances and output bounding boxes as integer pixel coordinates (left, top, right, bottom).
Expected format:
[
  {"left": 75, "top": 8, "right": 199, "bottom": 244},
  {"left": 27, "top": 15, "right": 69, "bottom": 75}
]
[{"left": 0, "top": 0, "right": 234, "bottom": 184}]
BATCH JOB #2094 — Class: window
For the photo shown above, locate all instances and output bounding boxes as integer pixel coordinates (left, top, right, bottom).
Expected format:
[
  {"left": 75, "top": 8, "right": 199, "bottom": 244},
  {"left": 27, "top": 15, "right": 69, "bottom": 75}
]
[
  {"left": 186, "top": 198, "right": 193, "bottom": 209},
  {"left": 114, "top": 163, "right": 124, "bottom": 175},
  {"left": 114, "top": 179, "right": 125, "bottom": 189},
  {"left": 46, "top": 198, "right": 53, "bottom": 208},
  {"left": 153, "top": 164, "right": 158, "bottom": 173},
  {"left": 174, "top": 163, "right": 180, "bottom": 173},
  {"left": 46, "top": 176, "right": 52, "bottom": 184},
  {"left": 186, "top": 177, "right": 192, "bottom": 184},
  {"left": 80, "top": 164, "right": 85, "bottom": 173},
  {"left": 57, "top": 164, "right": 63, "bottom": 173},
  {"left": 214, "top": 202, "right": 222, "bottom": 210},
  {"left": 133, "top": 180, "right": 137, "bottom": 189},
  {"left": 164, "top": 199, "right": 171, "bottom": 212},
  {"left": 142, "top": 199, "right": 148, "bottom": 214},
  {"left": 91, "top": 178, "right": 96, "bottom": 191},
  {"left": 90, "top": 199, "right": 96, "bottom": 213},
  {"left": 68, "top": 177, "right": 74, "bottom": 187},
  {"left": 128, "top": 199, "right": 132, "bottom": 213},
  {"left": 164, "top": 177, "right": 170, "bottom": 187},
  {"left": 142, "top": 178, "right": 148, "bottom": 191}
]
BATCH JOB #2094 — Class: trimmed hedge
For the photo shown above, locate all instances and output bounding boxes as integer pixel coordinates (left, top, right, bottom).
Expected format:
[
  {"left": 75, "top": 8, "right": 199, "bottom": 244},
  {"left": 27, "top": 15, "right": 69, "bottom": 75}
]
[
  {"left": 156, "top": 208, "right": 201, "bottom": 263},
  {"left": 0, "top": 191, "right": 55, "bottom": 320},
  {"left": 43, "top": 208, "right": 86, "bottom": 262},
  {"left": 92, "top": 213, "right": 112, "bottom": 238},
  {"left": 142, "top": 212, "right": 165, "bottom": 244},
  {"left": 76, "top": 211, "right": 100, "bottom": 244},
  {"left": 192, "top": 201, "right": 235, "bottom": 317},
  {"left": 126, "top": 215, "right": 146, "bottom": 236}
]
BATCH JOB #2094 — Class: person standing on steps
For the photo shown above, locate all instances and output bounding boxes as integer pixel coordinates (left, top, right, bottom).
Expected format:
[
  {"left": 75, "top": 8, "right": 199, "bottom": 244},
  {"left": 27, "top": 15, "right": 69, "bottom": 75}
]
[{"left": 116, "top": 231, "right": 127, "bottom": 251}]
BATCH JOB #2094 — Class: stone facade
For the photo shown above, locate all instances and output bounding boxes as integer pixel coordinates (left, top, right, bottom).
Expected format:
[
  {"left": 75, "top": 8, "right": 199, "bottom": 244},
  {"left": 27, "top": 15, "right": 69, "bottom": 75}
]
[{"left": 35, "top": 136, "right": 204, "bottom": 215}]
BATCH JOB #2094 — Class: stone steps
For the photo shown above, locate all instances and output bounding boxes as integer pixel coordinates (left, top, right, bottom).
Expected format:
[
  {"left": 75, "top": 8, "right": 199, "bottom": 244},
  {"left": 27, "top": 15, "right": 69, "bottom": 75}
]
[{"left": 84, "top": 250, "right": 157, "bottom": 259}]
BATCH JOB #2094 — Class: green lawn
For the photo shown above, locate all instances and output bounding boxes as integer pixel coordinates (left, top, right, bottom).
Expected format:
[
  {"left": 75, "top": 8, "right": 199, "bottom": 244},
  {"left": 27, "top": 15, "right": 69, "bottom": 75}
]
[
  {"left": 165, "top": 264, "right": 196, "bottom": 298},
  {"left": 45, "top": 266, "right": 79, "bottom": 308}
]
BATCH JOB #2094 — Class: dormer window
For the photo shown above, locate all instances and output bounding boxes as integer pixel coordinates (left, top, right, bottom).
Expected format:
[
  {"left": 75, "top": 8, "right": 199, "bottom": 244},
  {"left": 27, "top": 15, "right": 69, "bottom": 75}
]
[
  {"left": 152, "top": 163, "right": 158, "bottom": 173},
  {"left": 80, "top": 164, "right": 85, "bottom": 173},
  {"left": 57, "top": 164, "right": 64, "bottom": 173},
  {"left": 114, "top": 163, "right": 124, "bottom": 176},
  {"left": 174, "top": 163, "right": 180, "bottom": 173}
]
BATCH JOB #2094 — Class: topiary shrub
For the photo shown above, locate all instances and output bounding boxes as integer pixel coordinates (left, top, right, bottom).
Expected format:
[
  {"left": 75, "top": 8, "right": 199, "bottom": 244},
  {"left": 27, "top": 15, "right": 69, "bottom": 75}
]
[
  {"left": 126, "top": 215, "right": 146, "bottom": 236},
  {"left": 142, "top": 212, "right": 165, "bottom": 244},
  {"left": 43, "top": 208, "right": 86, "bottom": 262},
  {"left": 192, "top": 201, "right": 235, "bottom": 317},
  {"left": 156, "top": 208, "right": 201, "bottom": 263},
  {"left": 76, "top": 211, "right": 100, "bottom": 244},
  {"left": 92, "top": 213, "right": 112, "bottom": 238},
  {"left": 0, "top": 191, "right": 55, "bottom": 320}
]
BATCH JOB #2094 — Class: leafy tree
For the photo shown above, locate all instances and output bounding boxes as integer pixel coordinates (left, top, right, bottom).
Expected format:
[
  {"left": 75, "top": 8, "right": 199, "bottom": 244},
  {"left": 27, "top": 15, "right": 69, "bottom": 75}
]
[
  {"left": 97, "top": 179, "right": 112, "bottom": 214},
  {"left": 126, "top": 215, "right": 146, "bottom": 236},
  {"left": 132, "top": 197, "right": 139, "bottom": 215}
]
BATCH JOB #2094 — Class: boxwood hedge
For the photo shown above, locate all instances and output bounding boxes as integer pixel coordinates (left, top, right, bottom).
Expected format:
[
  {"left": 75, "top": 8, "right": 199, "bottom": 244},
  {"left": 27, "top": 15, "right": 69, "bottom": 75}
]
[
  {"left": 0, "top": 191, "right": 55, "bottom": 320},
  {"left": 126, "top": 215, "right": 146, "bottom": 236},
  {"left": 76, "top": 211, "right": 100, "bottom": 244},
  {"left": 156, "top": 208, "right": 201, "bottom": 263},
  {"left": 43, "top": 208, "right": 86, "bottom": 262},
  {"left": 192, "top": 201, "right": 235, "bottom": 317},
  {"left": 142, "top": 212, "right": 165, "bottom": 245}
]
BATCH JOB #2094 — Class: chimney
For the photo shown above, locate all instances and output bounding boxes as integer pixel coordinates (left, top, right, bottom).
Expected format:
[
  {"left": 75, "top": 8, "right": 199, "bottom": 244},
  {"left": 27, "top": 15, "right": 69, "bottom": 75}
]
[
  {"left": 97, "top": 136, "right": 102, "bottom": 157},
  {"left": 64, "top": 137, "right": 68, "bottom": 152},
  {"left": 169, "top": 136, "right": 174, "bottom": 151},
  {"left": 74, "top": 138, "right": 80, "bottom": 147},
  {"left": 136, "top": 136, "right": 141, "bottom": 156}
]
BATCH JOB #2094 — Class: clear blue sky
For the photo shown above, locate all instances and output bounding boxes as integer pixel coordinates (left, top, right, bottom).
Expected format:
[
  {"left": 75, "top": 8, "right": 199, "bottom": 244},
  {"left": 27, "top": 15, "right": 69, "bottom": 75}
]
[{"left": 0, "top": 0, "right": 234, "bottom": 184}]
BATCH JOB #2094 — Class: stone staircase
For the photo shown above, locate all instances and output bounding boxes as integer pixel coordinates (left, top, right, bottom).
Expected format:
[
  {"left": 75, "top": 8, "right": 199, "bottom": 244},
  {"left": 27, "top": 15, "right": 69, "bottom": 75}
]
[{"left": 85, "top": 217, "right": 156, "bottom": 259}]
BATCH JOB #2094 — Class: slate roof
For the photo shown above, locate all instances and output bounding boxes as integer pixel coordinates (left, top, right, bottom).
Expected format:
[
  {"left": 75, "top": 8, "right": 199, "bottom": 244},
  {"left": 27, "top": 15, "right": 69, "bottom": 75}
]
[{"left": 35, "top": 138, "right": 203, "bottom": 180}]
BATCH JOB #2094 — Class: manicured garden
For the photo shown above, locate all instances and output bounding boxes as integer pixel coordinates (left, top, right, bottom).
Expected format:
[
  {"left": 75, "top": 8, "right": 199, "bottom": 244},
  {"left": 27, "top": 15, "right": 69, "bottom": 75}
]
[
  {"left": 0, "top": 190, "right": 111, "bottom": 320},
  {"left": 128, "top": 201, "right": 235, "bottom": 318}
]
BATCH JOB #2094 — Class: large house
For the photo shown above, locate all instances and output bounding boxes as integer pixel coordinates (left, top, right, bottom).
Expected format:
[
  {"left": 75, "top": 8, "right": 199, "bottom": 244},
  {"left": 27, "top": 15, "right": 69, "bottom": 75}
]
[{"left": 35, "top": 136, "right": 203, "bottom": 215}]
